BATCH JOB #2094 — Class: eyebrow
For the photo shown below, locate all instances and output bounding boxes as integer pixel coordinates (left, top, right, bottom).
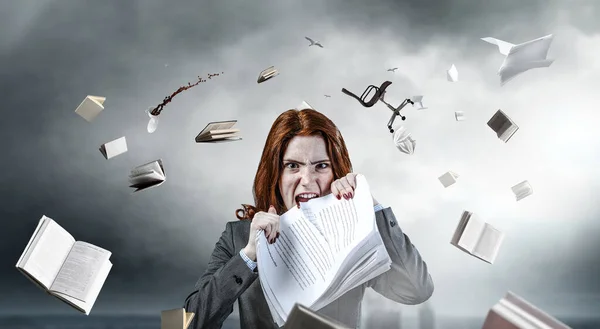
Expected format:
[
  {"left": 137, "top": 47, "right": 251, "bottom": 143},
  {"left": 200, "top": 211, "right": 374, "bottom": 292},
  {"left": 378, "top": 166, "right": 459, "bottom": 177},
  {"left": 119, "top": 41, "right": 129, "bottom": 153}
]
[{"left": 283, "top": 158, "right": 331, "bottom": 165}]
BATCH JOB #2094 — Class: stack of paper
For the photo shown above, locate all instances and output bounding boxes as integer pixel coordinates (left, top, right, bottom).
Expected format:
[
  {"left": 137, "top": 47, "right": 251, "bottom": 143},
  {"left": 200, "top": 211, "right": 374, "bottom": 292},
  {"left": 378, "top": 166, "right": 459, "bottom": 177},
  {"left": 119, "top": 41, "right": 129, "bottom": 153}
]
[
  {"left": 392, "top": 126, "right": 416, "bottom": 155},
  {"left": 258, "top": 66, "right": 279, "bottom": 83},
  {"left": 99, "top": 136, "right": 128, "bottom": 160},
  {"left": 161, "top": 308, "right": 195, "bottom": 329},
  {"left": 129, "top": 159, "right": 166, "bottom": 192},
  {"left": 488, "top": 110, "right": 519, "bottom": 143},
  {"left": 257, "top": 174, "right": 391, "bottom": 326},
  {"left": 438, "top": 171, "right": 459, "bottom": 188},
  {"left": 512, "top": 180, "right": 533, "bottom": 201},
  {"left": 482, "top": 291, "right": 571, "bottom": 329},
  {"left": 447, "top": 64, "right": 458, "bottom": 82},
  {"left": 296, "top": 100, "right": 314, "bottom": 110},
  {"left": 75, "top": 95, "right": 106, "bottom": 122},
  {"left": 195, "top": 120, "right": 241, "bottom": 143},
  {"left": 454, "top": 111, "right": 465, "bottom": 121},
  {"left": 285, "top": 303, "right": 350, "bottom": 329},
  {"left": 450, "top": 210, "right": 505, "bottom": 264},
  {"left": 16, "top": 215, "right": 113, "bottom": 315}
]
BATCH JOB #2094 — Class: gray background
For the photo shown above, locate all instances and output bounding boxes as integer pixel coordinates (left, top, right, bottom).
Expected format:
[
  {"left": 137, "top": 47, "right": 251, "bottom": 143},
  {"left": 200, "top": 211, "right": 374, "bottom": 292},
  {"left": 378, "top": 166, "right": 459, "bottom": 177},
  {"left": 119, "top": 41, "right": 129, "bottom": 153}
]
[{"left": 1, "top": 0, "right": 599, "bottom": 322}]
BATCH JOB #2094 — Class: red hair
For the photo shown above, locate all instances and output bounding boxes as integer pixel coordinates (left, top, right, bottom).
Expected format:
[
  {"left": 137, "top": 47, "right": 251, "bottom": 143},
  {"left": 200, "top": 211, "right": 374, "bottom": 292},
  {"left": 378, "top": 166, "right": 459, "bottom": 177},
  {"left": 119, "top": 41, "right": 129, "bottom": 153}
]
[{"left": 235, "top": 108, "right": 352, "bottom": 220}]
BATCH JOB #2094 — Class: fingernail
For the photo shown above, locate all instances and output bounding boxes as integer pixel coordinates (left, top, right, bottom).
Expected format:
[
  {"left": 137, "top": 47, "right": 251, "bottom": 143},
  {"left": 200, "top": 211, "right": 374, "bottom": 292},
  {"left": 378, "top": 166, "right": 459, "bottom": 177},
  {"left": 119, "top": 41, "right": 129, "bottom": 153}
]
[
  {"left": 337, "top": 194, "right": 341, "bottom": 200},
  {"left": 343, "top": 193, "right": 348, "bottom": 200},
  {"left": 349, "top": 192, "right": 353, "bottom": 198},
  {"left": 276, "top": 232, "right": 280, "bottom": 238}
]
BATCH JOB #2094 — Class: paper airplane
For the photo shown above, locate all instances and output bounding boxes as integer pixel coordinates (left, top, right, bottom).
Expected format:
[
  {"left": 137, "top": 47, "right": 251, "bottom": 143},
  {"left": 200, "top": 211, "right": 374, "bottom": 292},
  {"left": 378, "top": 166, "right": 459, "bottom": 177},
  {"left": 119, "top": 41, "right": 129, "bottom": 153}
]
[
  {"left": 296, "top": 100, "right": 314, "bottom": 110},
  {"left": 447, "top": 64, "right": 458, "bottom": 82},
  {"left": 392, "top": 126, "right": 416, "bottom": 155},
  {"left": 99, "top": 136, "right": 128, "bottom": 160},
  {"left": 411, "top": 95, "right": 428, "bottom": 110},
  {"left": 454, "top": 111, "right": 465, "bottom": 121},
  {"left": 75, "top": 95, "right": 105, "bottom": 122},
  {"left": 481, "top": 34, "right": 554, "bottom": 85}
]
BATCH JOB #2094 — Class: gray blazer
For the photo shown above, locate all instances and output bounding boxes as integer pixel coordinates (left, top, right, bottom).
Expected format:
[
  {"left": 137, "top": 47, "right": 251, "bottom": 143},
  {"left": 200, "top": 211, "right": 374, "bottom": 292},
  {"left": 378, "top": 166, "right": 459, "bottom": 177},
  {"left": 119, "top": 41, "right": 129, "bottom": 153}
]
[{"left": 184, "top": 207, "right": 434, "bottom": 329}]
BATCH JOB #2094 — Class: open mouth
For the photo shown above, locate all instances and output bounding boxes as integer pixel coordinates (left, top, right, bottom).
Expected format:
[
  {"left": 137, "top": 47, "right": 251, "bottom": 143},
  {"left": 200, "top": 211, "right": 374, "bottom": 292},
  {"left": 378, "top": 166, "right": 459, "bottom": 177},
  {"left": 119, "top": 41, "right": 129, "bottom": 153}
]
[{"left": 295, "top": 193, "right": 319, "bottom": 208}]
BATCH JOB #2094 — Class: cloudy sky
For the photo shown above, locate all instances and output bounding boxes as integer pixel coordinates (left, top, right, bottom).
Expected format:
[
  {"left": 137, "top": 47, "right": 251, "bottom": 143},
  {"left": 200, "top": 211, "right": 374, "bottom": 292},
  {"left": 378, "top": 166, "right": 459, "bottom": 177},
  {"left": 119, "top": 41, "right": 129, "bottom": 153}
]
[{"left": 1, "top": 0, "right": 599, "bottom": 323}]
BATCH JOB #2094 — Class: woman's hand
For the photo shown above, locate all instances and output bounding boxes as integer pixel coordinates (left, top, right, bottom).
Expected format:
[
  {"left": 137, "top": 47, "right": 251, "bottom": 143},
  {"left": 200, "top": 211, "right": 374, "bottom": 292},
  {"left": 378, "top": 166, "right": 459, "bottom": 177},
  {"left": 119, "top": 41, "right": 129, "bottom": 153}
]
[
  {"left": 330, "top": 173, "right": 378, "bottom": 206},
  {"left": 243, "top": 205, "right": 280, "bottom": 261}
]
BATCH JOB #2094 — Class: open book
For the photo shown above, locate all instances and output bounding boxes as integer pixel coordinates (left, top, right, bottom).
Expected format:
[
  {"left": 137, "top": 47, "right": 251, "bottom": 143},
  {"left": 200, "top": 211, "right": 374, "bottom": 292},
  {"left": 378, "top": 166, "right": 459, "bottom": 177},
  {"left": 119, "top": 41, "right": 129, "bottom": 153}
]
[
  {"left": 450, "top": 210, "right": 504, "bottom": 264},
  {"left": 488, "top": 110, "right": 519, "bottom": 143},
  {"left": 194, "top": 120, "right": 241, "bottom": 143},
  {"left": 257, "top": 66, "right": 279, "bottom": 83},
  {"left": 512, "top": 180, "right": 533, "bottom": 201},
  {"left": 129, "top": 159, "right": 165, "bottom": 192},
  {"left": 482, "top": 291, "right": 571, "bottom": 329},
  {"left": 455, "top": 111, "right": 465, "bottom": 121},
  {"left": 15, "top": 215, "right": 113, "bottom": 315},
  {"left": 257, "top": 174, "right": 391, "bottom": 326},
  {"left": 99, "top": 136, "right": 128, "bottom": 160},
  {"left": 75, "top": 95, "right": 106, "bottom": 122},
  {"left": 161, "top": 308, "right": 195, "bottom": 329},
  {"left": 285, "top": 303, "right": 351, "bottom": 329}
]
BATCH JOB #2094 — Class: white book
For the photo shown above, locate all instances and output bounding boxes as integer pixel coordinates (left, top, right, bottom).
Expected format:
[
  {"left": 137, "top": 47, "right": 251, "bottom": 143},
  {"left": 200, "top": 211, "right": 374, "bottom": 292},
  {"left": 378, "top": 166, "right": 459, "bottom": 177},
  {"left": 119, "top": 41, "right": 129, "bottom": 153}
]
[
  {"left": 482, "top": 291, "right": 571, "bottom": 329},
  {"left": 447, "top": 64, "right": 458, "bottom": 82},
  {"left": 296, "top": 100, "right": 314, "bottom": 110},
  {"left": 257, "top": 174, "right": 391, "bottom": 326},
  {"left": 161, "top": 308, "right": 195, "bottom": 329},
  {"left": 511, "top": 180, "right": 533, "bottom": 201},
  {"left": 285, "top": 303, "right": 350, "bottom": 329},
  {"left": 455, "top": 111, "right": 465, "bottom": 121},
  {"left": 450, "top": 210, "right": 504, "bottom": 264},
  {"left": 392, "top": 126, "right": 416, "bottom": 155},
  {"left": 75, "top": 95, "right": 106, "bottom": 122},
  {"left": 411, "top": 95, "right": 428, "bottom": 110},
  {"left": 195, "top": 120, "right": 242, "bottom": 143},
  {"left": 129, "top": 159, "right": 166, "bottom": 192},
  {"left": 257, "top": 66, "right": 279, "bottom": 83},
  {"left": 487, "top": 110, "right": 519, "bottom": 143},
  {"left": 99, "top": 136, "right": 128, "bottom": 160},
  {"left": 15, "top": 215, "right": 113, "bottom": 315},
  {"left": 438, "top": 171, "right": 459, "bottom": 188}
]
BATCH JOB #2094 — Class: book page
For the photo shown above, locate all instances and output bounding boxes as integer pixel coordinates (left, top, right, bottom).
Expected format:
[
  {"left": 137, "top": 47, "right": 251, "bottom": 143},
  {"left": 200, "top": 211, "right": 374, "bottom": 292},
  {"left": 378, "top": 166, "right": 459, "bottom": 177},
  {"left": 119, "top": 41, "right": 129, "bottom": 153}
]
[
  {"left": 131, "top": 160, "right": 163, "bottom": 177},
  {"left": 473, "top": 225, "right": 504, "bottom": 263},
  {"left": 257, "top": 207, "right": 333, "bottom": 317},
  {"left": 129, "top": 170, "right": 164, "bottom": 185},
  {"left": 19, "top": 217, "right": 75, "bottom": 289},
  {"left": 457, "top": 216, "right": 485, "bottom": 253},
  {"left": 50, "top": 241, "right": 111, "bottom": 302},
  {"left": 52, "top": 260, "right": 112, "bottom": 315}
]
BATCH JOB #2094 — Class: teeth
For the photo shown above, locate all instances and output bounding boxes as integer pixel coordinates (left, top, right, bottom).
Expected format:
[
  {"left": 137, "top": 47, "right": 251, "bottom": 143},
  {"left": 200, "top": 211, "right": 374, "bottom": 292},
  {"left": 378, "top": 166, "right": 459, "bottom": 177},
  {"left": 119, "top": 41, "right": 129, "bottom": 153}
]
[{"left": 298, "top": 193, "right": 317, "bottom": 199}]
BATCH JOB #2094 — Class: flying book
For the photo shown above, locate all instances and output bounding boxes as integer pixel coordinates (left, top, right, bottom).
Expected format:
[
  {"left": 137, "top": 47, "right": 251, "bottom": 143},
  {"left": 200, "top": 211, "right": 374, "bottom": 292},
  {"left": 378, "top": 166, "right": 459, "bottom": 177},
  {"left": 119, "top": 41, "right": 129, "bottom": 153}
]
[
  {"left": 296, "top": 100, "right": 314, "bottom": 110},
  {"left": 488, "top": 110, "right": 519, "bottom": 143},
  {"left": 129, "top": 159, "right": 165, "bottom": 192},
  {"left": 393, "top": 126, "right": 416, "bottom": 155},
  {"left": 75, "top": 95, "right": 106, "bottom": 122},
  {"left": 161, "top": 308, "right": 195, "bottom": 329},
  {"left": 447, "top": 64, "right": 458, "bottom": 82},
  {"left": 411, "top": 95, "right": 428, "bottom": 110},
  {"left": 257, "top": 66, "right": 279, "bottom": 83},
  {"left": 511, "top": 180, "right": 533, "bottom": 201},
  {"left": 481, "top": 34, "right": 554, "bottom": 86},
  {"left": 15, "top": 215, "right": 113, "bottom": 315},
  {"left": 455, "top": 111, "right": 465, "bottom": 121},
  {"left": 451, "top": 210, "right": 505, "bottom": 264},
  {"left": 438, "top": 171, "right": 459, "bottom": 188},
  {"left": 482, "top": 291, "right": 571, "bottom": 329},
  {"left": 195, "top": 120, "right": 241, "bottom": 143},
  {"left": 285, "top": 303, "right": 351, "bottom": 329},
  {"left": 99, "top": 136, "right": 128, "bottom": 160}
]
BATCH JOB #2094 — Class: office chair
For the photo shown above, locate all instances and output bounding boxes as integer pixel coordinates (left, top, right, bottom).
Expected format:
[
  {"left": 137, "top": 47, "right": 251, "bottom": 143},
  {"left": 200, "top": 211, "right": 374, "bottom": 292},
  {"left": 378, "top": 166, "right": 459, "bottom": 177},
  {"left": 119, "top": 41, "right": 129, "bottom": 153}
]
[{"left": 341, "top": 81, "right": 414, "bottom": 133}]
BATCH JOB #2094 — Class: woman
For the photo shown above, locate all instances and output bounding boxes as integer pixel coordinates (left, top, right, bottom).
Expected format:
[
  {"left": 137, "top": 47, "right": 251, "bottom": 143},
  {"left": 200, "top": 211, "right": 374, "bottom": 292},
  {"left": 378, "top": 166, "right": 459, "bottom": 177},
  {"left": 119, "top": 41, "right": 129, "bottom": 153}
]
[{"left": 184, "top": 108, "right": 434, "bottom": 329}]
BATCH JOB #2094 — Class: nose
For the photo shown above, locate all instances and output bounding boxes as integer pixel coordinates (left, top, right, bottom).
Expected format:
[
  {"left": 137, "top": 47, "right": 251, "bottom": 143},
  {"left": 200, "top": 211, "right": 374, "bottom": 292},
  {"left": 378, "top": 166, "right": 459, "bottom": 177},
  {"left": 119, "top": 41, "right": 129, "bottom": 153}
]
[{"left": 299, "top": 166, "right": 317, "bottom": 185}]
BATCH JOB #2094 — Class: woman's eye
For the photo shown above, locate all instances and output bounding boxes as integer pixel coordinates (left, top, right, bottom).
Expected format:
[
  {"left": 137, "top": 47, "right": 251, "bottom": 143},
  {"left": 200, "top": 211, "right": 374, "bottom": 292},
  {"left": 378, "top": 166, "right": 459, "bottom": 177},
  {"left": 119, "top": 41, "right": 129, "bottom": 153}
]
[
  {"left": 317, "top": 163, "right": 329, "bottom": 169},
  {"left": 285, "top": 163, "right": 298, "bottom": 169}
]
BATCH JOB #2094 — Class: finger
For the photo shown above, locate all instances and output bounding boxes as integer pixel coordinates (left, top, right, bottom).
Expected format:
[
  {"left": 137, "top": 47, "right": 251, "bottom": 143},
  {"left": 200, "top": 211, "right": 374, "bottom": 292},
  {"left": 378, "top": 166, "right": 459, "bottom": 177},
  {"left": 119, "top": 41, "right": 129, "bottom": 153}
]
[
  {"left": 330, "top": 182, "right": 340, "bottom": 199},
  {"left": 337, "top": 177, "right": 354, "bottom": 199},
  {"left": 268, "top": 205, "right": 277, "bottom": 215},
  {"left": 346, "top": 173, "right": 358, "bottom": 189}
]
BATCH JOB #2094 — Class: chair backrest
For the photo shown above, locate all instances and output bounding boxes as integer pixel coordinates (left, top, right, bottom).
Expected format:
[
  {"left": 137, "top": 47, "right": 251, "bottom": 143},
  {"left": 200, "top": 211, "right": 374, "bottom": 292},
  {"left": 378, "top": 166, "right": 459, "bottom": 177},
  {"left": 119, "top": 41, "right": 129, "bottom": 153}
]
[{"left": 341, "top": 80, "right": 392, "bottom": 107}]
